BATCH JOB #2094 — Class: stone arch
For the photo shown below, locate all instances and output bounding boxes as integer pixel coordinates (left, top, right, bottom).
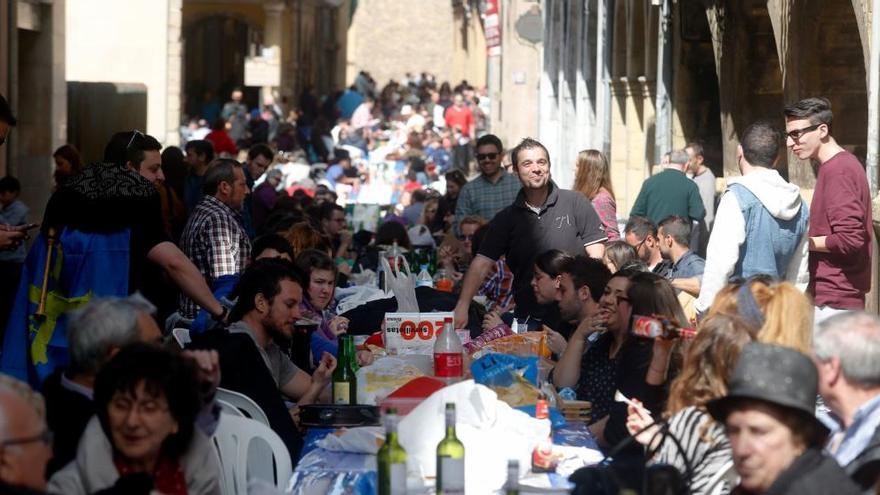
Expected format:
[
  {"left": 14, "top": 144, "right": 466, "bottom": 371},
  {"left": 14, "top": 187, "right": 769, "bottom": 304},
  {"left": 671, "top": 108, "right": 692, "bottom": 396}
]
[{"left": 783, "top": 0, "right": 868, "bottom": 188}]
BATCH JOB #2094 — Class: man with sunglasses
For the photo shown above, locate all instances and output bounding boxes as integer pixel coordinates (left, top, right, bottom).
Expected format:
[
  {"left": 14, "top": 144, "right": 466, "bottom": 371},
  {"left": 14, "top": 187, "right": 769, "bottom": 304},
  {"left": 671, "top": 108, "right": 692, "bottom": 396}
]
[
  {"left": 454, "top": 134, "right": 521, "bottom": 233},
  {"left": 784, "top": 97, "right": 872, "bottom": 321}
]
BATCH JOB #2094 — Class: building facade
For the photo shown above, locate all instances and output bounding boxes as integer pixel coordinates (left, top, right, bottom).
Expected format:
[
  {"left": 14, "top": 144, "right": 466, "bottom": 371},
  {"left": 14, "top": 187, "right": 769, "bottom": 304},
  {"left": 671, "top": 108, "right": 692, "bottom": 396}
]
[{"left": 533, "top": 0, "right": 872, "bottom": 216}]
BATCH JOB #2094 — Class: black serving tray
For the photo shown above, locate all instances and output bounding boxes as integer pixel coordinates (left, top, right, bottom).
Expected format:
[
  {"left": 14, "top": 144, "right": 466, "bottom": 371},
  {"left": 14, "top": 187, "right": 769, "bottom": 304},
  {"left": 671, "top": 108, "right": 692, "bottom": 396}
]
[{"left": 299, "top": 404, "right": 381, "bottom": 427}]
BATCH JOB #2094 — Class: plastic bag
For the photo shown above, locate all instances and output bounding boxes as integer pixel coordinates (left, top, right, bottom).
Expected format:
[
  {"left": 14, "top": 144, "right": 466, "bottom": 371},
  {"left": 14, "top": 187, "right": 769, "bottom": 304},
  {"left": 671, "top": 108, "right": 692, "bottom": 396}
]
[
  {"left": 379, "top": 255, "right": 419, "bottom": 312},
  {"left": 316, "top": 426, "right": 384, "bottom": 454},
  {"left": 356, "top": 355, "right": 431, "bottom": 405},
  {"left": 471, "top": 353, "right": 539, "bottom": 387}
]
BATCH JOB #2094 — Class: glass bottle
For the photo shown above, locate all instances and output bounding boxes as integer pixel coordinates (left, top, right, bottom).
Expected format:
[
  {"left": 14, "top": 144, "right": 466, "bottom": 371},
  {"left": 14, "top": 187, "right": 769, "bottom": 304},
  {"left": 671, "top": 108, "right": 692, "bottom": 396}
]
[
  {"left": 630, "top": 315, "right": 696, "bottom": 340},
  {"left": 531, "top": 393, "right": 557, "bottom": 473},
  {"left": 378, "top": 408, "right": 408, "bottom": 495},
  {"left": 505, "top": 459, "right": 519, "bottom": 495},
  {"left": 436, "top": 403, "right": 465, "bottom": 494},
  {"left": 332, "top": 335, "right": 357, "bottom": 405}
]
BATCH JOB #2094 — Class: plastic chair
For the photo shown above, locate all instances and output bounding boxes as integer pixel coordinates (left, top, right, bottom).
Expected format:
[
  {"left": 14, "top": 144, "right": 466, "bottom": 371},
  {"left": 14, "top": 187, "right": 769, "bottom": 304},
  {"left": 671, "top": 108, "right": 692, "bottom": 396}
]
[
  {"left": 216, "top": 399, "right": 245, "bottom": 418},
  {"left": 212, "top": 413, "right": 292, "bottom": 495},
  {"left": 171, "top": 327, "right": 191, "bottom": 348},
  {"left": 216, "top": 388, "right": 270, "bottom": 427}
]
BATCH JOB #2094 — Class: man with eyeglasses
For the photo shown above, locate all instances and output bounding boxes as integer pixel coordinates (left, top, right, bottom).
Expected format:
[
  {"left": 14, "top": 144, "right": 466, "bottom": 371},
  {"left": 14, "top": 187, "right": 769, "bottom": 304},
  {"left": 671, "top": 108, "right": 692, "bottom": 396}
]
[
  {"left": 0, "top": 375, "right": 53, "bottom": 493},
  {"left": 784, "top": 97, "right": 872, "bottom": 322},
  {"left": 453, "top": 134, "right": 521, "bottom": 233},
  {"left": 696, "top": 121, "right": 809, "bottom": 316},
  {"left": 624, "top": 216, "right": 672, "bottom": 278}
]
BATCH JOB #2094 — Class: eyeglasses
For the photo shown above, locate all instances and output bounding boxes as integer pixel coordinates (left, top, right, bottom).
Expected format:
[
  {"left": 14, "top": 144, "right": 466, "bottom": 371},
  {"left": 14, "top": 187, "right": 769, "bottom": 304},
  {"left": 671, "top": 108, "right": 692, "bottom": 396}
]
[
  {"left": 126, "top": 129, "right": 145, "bottom": 150},
  {"left": 476, "top": 152, "right": 498, "bottom": 161},
  {"left": 633, "top": 236, "right": 648, "bottom": 253},
  {"left": 458, "top": 234, "right": 474, "bottom": 241},
  {"left": 1, "top": 429, "right": 53, "bottom": 448},
  {"left": 785, "top": 123, "right": 821, "bottom": 141}
]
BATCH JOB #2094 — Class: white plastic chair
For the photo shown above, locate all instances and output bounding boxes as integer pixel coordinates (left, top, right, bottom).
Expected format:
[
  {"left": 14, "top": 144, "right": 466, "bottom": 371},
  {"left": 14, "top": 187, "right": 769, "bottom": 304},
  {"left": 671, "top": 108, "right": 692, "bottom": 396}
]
[
  {"left": 216, "top": 388, "right": 270, "bottom": 427},
  {"left": 212, "top": 413, "right": 292, "bottom": 495},
  {"left": 171, "top": 327, "right": 191, "bottom": 348},
  {"left": 216, "top": 399, "right": 245, "bottom": 418}
]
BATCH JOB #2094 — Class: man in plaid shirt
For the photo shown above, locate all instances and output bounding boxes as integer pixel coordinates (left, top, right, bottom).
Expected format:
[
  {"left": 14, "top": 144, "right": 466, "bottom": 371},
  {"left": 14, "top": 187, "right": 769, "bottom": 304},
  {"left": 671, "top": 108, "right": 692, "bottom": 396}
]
[
  {"left": 179, "top": 158, "right": 252, "bottom": 318},
  {"left": 454, "top": 134, "right": 521, "bottom": 231}
]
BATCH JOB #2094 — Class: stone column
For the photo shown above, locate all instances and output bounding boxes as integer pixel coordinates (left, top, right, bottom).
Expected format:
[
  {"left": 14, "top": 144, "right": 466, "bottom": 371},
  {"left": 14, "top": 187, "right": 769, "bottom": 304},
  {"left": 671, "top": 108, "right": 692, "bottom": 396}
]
[
  {"left": 165, "top": 0, "right": 182, "bottom": 146},
  {"left": 262, "top": 2, "right": 285, "bottom": 107}
]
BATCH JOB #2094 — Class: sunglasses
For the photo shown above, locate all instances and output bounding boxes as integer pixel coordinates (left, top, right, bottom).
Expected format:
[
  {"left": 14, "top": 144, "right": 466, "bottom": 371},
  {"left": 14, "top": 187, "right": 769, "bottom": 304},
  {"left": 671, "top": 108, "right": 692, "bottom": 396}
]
[
  {"left": 785, "top": 123, "right": 821, "bottom": 141},
  {"left": 476, "top": 152, "right": 498, "bottom": 161},
  {"left": 458, "top": 234, "right": 474, "bottom": 241},
  {"left": 126, "top": 129, "right": 145, "bottom": 150}
]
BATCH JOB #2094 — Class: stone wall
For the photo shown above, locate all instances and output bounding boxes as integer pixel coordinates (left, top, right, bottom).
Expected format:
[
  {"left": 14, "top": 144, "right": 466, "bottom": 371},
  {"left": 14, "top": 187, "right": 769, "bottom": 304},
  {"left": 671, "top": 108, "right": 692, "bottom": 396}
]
[{"left": 346, "top": 0, "right": 485, "bottom": 87}]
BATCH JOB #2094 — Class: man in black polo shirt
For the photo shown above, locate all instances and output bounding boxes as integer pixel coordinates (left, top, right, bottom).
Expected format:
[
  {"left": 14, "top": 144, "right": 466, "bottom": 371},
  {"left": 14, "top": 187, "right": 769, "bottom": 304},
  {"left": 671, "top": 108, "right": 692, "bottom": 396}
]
[{"left": 453, "top": 138, "right": 607, "bottom": 328}]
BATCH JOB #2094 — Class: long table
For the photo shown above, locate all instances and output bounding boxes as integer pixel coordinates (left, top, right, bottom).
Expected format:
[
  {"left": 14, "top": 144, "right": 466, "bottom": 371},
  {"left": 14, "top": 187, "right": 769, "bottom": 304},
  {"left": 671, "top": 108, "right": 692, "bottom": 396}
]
[{"left": 288, "top": 421, "right": 603, "bottom": 494}]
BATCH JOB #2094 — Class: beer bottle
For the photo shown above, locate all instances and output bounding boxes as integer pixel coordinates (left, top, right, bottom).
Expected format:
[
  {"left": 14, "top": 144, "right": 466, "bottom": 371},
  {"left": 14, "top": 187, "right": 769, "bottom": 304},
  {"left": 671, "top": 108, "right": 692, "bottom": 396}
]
[{"left": 436, "top": 403, "right": 465, "bottom": 494}]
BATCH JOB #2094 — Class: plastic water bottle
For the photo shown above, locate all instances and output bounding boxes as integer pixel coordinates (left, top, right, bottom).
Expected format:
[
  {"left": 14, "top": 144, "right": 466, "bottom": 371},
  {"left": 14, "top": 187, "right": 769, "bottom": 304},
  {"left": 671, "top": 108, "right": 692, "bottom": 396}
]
[
  {"left": 416, "top": 264, "right": 434, "bottom": 288},
  {"left": 433, "top": 317, "right": 463, "bottom": 383}
]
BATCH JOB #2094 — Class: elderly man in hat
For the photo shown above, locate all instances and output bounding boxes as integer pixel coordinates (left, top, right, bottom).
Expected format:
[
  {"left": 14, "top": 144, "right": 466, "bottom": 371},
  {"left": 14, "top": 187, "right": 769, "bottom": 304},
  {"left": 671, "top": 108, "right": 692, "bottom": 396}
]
[{"left": 707, "top": 343, "right": 859, "bottom": 494}]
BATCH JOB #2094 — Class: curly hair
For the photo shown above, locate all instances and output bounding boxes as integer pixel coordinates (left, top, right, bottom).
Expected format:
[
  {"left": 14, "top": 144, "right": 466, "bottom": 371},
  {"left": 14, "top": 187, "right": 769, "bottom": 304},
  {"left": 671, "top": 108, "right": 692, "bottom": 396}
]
[{"left": 666, "top": 314, "right": 757, "bottom": 415}]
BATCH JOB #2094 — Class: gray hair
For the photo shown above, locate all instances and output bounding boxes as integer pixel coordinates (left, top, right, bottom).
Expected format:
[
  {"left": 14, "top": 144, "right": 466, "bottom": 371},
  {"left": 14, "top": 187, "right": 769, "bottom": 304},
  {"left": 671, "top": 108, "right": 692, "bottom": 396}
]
[
  {"left": 67, "top": 294, "right": 157, "bottom": 376},
  {"left": 814, "top": 311, "right": 880, "bottom": 387},
  {"left": 203, "top": 158, "right": 241, "bottom": 196},
  {"left": 0, "top": 375, "right": 46, "bottom": 441},
  {"left": 668, "top": 149, "right": 689, "bottom": 165}
]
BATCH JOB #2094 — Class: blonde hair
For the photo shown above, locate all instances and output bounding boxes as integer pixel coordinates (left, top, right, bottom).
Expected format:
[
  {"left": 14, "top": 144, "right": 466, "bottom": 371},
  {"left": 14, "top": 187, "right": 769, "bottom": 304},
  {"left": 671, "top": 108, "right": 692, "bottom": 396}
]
[
  {"left": 573, "top": 149, "right": 615, "bottom": 200},
  {"left": 708, "top": 279, "right": 813, "bottom": 354}
]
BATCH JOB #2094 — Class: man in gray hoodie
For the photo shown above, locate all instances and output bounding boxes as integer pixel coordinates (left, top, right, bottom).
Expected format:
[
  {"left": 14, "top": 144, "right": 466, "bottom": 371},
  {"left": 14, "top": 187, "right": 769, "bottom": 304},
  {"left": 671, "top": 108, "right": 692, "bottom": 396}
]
[{"left": 695, "top": 121, "right": 810, "bottom": 315}]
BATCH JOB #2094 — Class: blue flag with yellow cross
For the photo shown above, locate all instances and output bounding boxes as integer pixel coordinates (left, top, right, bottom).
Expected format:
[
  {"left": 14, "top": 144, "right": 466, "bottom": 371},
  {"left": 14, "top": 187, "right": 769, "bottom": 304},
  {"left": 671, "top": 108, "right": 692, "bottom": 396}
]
[{"left": 0, "top": 228, "right": 130, "bottom": 387}]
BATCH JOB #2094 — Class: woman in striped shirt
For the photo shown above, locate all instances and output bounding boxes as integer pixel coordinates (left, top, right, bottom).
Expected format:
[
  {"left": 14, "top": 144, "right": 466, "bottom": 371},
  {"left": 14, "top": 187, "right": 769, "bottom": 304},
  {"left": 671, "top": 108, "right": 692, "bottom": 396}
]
[{"left": 626, "top": 314, "right": 758, "bottom": 494}]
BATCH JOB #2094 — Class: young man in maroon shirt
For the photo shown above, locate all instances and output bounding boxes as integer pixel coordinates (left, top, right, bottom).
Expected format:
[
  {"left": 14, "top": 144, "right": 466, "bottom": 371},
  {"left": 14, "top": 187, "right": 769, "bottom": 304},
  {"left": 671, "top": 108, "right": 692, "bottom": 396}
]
[{"left": 784, "top": 97, "right": 873, "bottom": 321}]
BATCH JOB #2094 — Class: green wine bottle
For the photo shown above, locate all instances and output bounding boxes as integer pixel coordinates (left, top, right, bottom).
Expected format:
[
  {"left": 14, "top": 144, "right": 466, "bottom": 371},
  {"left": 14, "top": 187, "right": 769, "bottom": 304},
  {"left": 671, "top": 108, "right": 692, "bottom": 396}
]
[
  {"left": 345, "top": 333, "right": 360, "bottom": 373},
  {"left": 378, "top": 408, "right": 408, "bottom": 495},
  {"left": 332, "top": 335, "right": 357, "bottom": 404},
  {"left": 436, "top": 403, "right": 465, "bottom": 494}
]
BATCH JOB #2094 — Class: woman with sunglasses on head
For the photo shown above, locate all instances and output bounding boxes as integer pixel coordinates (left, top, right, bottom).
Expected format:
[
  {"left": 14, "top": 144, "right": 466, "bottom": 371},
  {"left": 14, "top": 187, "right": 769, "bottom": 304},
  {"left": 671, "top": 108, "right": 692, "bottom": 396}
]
[{"left": 707, "top": 276, "right": 813, "bottom": 354}]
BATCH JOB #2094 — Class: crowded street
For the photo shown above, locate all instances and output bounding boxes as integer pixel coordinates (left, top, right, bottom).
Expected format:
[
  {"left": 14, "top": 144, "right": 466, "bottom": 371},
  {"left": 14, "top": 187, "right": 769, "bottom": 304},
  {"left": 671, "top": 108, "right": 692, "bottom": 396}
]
[{"left": 0, "top": 0, "right": 879, "bottom": 494}]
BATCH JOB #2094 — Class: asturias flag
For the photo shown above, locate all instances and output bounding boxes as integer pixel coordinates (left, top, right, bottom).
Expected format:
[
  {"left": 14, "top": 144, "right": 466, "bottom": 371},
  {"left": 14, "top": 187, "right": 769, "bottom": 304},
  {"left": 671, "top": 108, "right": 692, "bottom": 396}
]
[{"left": 0, "top": 228, "right": 130, "bottom": 387}]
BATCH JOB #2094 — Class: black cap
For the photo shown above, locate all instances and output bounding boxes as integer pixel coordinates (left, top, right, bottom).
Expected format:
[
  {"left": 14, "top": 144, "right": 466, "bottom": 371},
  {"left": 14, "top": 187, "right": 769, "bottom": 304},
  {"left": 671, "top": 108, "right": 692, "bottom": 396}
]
[
  {"left": 707, "top": 342, "right": 828, "bottom": 437},
  {"left": 0, "top": 94, "right": 17, "bottom": 126}
]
